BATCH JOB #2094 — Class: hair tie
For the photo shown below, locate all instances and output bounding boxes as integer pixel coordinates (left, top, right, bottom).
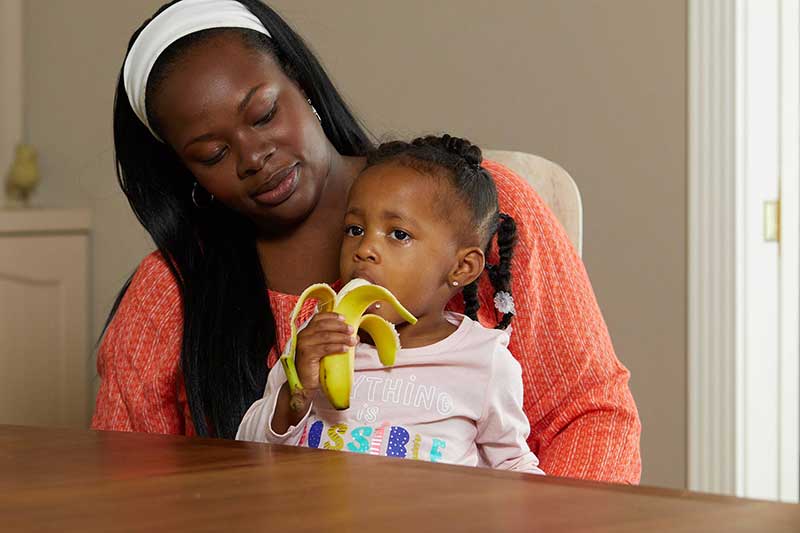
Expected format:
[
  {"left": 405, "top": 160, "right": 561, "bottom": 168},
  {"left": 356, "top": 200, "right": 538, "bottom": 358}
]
[
  {"left": 493, "top": 291, "right": 516, "bottom": 316},
  {"left": 123, "top": 0, "right": 272, "bottom": 141}
]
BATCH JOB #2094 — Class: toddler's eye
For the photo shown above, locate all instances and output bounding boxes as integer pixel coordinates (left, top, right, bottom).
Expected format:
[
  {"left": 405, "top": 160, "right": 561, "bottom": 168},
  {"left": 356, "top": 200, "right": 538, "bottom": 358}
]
[
  {"left": 390, "top": 229, "right": 410, "bottom": 241},
  {"left": 345, "top": 225, "right": 364, "bottom": 237}
]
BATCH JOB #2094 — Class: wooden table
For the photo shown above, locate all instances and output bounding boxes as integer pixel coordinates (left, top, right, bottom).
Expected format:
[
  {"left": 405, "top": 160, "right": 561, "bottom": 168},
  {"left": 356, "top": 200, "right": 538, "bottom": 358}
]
[{"left": 2, "top": 425, "right": 799, "bottom": 532}]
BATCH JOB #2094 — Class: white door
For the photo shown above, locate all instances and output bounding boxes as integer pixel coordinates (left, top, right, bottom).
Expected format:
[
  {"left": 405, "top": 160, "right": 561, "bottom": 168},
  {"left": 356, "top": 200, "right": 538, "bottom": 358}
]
[{"left": 689, "top": 0, "right": 799, "bottom": 503}]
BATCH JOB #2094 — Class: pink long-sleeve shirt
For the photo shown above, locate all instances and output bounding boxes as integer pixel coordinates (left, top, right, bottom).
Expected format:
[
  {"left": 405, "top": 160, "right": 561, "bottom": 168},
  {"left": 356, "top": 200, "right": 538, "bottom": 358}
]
[{"left": 236, "top": 313, "right": 545, "bottom": 474}]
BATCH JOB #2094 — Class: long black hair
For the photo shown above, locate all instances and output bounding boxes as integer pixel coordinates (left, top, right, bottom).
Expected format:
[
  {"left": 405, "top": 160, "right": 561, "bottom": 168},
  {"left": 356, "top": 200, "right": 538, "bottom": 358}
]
[
  {"left": 365, "top": 135, "right": 518, "bottom": 330},
  {"left": 107, "top": 0, "right": 371, "bottom": 438}
]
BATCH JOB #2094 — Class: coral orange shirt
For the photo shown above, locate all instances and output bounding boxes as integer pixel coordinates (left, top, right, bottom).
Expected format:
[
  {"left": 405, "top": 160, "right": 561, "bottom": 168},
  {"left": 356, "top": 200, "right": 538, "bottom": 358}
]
[{"left": 91, "top": 161, "right": 642, "bottom": 484}]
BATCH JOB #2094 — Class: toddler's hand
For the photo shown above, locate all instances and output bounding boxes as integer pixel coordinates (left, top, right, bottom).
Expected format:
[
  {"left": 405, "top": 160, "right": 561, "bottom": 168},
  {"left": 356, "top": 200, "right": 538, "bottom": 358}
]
[{"left": 295, "top": 312, "right": 358, "bottom": 391}]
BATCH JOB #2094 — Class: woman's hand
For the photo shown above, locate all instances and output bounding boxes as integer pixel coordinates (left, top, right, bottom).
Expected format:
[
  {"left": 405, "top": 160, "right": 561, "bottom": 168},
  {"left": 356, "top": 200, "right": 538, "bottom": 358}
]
[{"left": 295, "top": 312, "right": 359, "bottom": 391}]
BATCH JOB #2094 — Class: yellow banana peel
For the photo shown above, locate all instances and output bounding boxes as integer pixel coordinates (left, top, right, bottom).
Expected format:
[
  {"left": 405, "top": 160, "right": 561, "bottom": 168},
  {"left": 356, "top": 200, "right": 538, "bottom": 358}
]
[{"left": 280, "top": 278, "right": 417, "bottom": 410}]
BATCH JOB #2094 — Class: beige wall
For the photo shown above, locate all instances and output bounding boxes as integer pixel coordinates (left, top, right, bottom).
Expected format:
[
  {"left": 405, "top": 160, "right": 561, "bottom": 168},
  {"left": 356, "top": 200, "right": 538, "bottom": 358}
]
[
  {"left": 0, "top": 0, "right": 24, "bottom": 180},
  {"left": 24, "top": 1, "right": 163, "bottom": 388},
  {"left": 24, "top": 0, "right": 687, "bottom": 489}
]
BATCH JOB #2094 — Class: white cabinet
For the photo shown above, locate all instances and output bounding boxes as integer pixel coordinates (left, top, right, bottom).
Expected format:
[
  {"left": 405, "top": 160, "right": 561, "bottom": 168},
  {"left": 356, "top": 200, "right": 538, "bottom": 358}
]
[{"left": 0, "top": 208, "right": 91, "bottom": 428}]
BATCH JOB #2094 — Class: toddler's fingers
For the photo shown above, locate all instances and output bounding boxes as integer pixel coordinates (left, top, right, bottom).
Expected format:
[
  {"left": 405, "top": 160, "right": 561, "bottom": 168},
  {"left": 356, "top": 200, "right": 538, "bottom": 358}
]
[
  {"left": 303, "top": 331, "right": 358, "bottom": 347},
  {"left": 312, "top": 343, "right": 356, "bottom": 359},
  {"left": 305, "top": 314, "right": 354, "bottom": 334}
]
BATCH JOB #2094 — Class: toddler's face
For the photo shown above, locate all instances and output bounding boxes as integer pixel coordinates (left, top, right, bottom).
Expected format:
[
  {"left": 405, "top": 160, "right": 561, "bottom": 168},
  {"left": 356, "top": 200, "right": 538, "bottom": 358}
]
[{"left": 339, "top": 162, "right": 463, "bottom": 322}]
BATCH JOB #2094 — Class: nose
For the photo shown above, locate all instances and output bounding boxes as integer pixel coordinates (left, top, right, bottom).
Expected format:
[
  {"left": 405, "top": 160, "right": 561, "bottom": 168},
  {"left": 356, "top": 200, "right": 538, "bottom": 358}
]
[
  {"left": 236, "top": 133, "right": 275, "bottom": 179},
  {"left": 354, "top": 233, "right": 380, "bottom": 264}
]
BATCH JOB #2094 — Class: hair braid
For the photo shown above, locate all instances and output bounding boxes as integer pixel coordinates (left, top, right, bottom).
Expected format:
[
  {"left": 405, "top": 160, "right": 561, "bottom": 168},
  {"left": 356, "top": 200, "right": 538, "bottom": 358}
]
[
  {"left": 462, "top": 280, "right": 480, "bottom": 321},
  {"left": 488, "top": 213, "right": 517, "bottom": 329}
]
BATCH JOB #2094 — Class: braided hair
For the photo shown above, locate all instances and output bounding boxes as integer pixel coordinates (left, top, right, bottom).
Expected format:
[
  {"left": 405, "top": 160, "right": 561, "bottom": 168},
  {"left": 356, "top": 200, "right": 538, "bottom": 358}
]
[{"left": 365, "top": 134, "right": 518, "bottom": 329}]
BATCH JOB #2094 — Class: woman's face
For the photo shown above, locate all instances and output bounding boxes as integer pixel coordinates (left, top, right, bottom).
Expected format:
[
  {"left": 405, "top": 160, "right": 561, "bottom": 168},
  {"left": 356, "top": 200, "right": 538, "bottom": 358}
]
[{"left": 149, "top": 34, "right": 334, "bottom": 230}]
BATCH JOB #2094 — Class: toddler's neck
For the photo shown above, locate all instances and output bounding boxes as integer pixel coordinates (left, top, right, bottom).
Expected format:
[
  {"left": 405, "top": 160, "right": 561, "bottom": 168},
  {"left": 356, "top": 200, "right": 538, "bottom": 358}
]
[{"left": 395, "top": 312, "right": 459, "bottom": 349}]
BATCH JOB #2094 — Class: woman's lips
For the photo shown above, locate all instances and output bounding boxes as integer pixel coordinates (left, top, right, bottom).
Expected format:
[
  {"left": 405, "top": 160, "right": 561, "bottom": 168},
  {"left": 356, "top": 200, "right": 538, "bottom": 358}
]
[{"left": 252, "top": 164, "right": 299, "bottom": 206}]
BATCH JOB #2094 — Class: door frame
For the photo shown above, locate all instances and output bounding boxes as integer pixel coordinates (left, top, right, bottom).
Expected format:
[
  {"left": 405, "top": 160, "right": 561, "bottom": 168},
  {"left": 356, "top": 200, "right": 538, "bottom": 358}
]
[{"left": 688, "top": 0, "right": 799, "bottom": 502}]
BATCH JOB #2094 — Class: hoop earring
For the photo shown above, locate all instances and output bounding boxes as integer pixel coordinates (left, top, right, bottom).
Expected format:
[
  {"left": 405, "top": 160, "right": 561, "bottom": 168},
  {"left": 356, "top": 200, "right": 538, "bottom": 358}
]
[
  {"left": 192, "top": 182, "right": 214, "bottom": 209},
  {"left": 308, "top": 98, "right": 322, "bottom": 123}
]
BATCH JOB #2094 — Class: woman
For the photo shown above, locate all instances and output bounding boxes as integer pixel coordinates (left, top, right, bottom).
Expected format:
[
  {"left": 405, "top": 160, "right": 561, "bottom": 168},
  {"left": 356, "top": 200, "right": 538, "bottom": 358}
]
[{"left": 92, "top": 0, "right": 641, "bottom": 484}]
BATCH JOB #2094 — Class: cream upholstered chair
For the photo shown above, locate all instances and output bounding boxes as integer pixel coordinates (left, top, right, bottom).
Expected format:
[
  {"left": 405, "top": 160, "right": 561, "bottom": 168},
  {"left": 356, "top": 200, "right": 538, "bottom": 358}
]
[{"left": 484, "top": 150, "right": 583, "bottom": 257}]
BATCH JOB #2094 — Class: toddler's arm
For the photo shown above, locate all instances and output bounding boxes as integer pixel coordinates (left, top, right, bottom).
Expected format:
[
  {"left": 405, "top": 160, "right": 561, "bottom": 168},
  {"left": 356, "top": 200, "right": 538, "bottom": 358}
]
[
  {"left": 237, "top": 310, "right": 356, "bottom": 443},
  {"left": 476, "top": 343, "right": 545, "bottom": 475},
  {"left": 236, "top": 359, "right": 311, "bottom": 444}
]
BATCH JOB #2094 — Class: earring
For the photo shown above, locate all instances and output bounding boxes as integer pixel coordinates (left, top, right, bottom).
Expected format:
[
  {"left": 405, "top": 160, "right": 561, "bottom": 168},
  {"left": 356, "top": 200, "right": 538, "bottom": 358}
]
[
  {"left": 191, "top": 182, "right": 214, "bottom": 208},
  {"left": 374, "top": 303, "right": 382, "bottom": 309},
  {"left": 308, "top": 98, "right": 322, "bottom": 123},
  {"left": 451, "top": 281, "right": 460, "bottom": 287}
]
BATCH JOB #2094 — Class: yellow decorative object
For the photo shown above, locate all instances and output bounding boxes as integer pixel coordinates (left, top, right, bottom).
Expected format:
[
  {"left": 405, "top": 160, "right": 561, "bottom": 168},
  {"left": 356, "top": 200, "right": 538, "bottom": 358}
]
[
  {"left": 5, "top": 144, "right": 40, "bottom": 207},
  {"left": 281, "top": 278, "right": 417, "bottom": 410}
]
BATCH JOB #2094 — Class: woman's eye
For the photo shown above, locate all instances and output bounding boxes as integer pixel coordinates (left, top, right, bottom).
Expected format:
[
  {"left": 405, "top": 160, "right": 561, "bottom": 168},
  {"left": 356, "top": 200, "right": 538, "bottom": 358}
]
[
  {"left": 200, "top": 148, "right": 227, "bottom": 166},
  {"left": 345, "top": 225, "right": 364, "bottom": 237},
  {"left": 255, "top": 104, "right": 277, "bottom": 127},
  {"left": 390, "top": 229, "right": 410, "bottom": 241}
]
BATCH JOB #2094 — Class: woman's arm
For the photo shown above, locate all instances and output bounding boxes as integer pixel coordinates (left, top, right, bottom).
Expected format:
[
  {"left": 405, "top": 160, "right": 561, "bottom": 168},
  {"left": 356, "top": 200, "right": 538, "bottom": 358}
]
[
  {"left": 91, "top": 252, "right": 186, "bottom": 434},
  {"left": 480, "top": 161, "right": 642, "bottom": 484}
]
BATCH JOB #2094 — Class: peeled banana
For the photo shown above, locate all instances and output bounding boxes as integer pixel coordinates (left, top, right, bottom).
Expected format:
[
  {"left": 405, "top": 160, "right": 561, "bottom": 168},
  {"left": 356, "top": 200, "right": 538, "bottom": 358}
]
[{"left": 280, "top": 278, "right": 417, "bottom": 410}]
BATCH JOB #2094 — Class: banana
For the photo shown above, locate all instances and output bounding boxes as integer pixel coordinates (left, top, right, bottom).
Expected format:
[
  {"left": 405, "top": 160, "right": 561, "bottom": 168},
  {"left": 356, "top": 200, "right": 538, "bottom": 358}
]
[{"left": 280, "top": 278, "right": 417, "bottom": 410}]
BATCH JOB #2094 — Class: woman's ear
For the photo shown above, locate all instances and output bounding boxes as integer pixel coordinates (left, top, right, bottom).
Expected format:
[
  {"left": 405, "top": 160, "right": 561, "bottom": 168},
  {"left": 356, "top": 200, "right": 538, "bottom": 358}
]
[{"left": 448, "top": 246, "right": 485, "bottom": 287}]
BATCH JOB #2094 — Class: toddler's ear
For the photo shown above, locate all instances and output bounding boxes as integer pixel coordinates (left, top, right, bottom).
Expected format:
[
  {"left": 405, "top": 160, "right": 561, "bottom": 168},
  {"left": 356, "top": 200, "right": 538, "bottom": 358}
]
[{"left": 449, "top": 246, "right": 485, "bottom": 287}]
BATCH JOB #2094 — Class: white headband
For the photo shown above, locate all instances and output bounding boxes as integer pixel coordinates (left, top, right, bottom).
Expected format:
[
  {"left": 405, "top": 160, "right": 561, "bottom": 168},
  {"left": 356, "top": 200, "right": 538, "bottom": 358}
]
[{"left": 123, "top": 0, "right": 272, "bottom": 141}]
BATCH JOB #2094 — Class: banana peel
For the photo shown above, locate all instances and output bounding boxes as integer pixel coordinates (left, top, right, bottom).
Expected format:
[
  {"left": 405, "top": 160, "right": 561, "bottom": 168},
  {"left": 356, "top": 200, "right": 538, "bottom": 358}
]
[{"left": 280, "top": 278, "right": 417, "bottom": 410}]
